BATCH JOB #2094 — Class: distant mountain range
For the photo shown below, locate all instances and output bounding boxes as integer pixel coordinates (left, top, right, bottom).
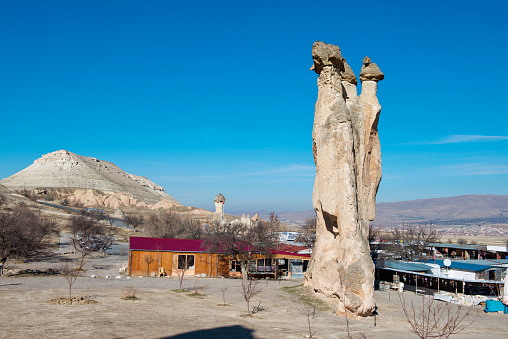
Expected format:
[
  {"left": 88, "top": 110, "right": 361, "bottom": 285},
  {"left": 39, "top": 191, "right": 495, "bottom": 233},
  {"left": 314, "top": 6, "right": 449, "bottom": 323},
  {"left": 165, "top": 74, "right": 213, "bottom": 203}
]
[
  {"left": 232, "top": 195, "right": 508, "bottom": 227},
  {"left": 374, "top": 195, "right": 508, "bottom": 227}
]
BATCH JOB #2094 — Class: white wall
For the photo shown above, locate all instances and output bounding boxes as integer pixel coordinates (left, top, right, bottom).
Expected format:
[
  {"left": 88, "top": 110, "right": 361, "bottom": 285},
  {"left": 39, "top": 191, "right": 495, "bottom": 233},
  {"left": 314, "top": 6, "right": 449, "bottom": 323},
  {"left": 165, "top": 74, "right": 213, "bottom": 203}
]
[{"left": 443, "top": 269, "right": 476, "bottom": 281}]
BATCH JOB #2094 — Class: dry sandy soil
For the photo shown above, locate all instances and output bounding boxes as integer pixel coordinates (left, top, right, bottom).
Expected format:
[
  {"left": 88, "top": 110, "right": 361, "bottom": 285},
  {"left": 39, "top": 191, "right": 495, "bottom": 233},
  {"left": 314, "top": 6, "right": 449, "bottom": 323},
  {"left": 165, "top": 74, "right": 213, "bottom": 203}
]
[{"left": 0, "top": 243, "right": 505, "bottom": 339}]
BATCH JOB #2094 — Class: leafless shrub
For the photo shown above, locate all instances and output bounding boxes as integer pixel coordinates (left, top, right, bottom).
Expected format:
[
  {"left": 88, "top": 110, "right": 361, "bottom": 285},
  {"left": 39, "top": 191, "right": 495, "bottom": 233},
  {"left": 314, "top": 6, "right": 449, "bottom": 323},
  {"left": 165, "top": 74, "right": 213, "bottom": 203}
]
[
  {"left": 121, "top": 288, "right": 139, "bottom": 300},
  {"left": 144, "top": 210, "right": 202, "bottom": 239},
  {"left": 220, "top": 286, "right": 228, "bottom": 305},
  {"left": 241, "top": 279, "right": 260, "bottom": 315},
  {"left": 18, "top": 189, "right": 38, "bottom": 201},
  {"left": 60, "top": 261, "right": 79, "bottom": 300},
  {"left": 399, "top": 293, "right": 477, "bottom": 339},
  {"left": 0, "top": 204, "right": 56, "bottom": 265},
  {"left": 251, "top": 300, "right": 264, "bottom": 314},
  {"left": 192, "top": 277, "right": 207, "bottom": 295},
  {"left": 299, "top": 305, "right": 317, "bottom": 338},
  {"left": 124, "top": 214, "right": 144, "bottom": 229},
  {"left": 61, "top": 197, "right": 70, "bottom": 206}
]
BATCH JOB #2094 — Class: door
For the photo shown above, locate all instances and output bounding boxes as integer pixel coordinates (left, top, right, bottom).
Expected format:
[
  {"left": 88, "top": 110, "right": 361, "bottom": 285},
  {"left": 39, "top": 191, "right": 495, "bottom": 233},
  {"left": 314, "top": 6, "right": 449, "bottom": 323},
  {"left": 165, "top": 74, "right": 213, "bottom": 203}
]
[{"left": 289, "top": 259, "right": 304, "bottom": 279}]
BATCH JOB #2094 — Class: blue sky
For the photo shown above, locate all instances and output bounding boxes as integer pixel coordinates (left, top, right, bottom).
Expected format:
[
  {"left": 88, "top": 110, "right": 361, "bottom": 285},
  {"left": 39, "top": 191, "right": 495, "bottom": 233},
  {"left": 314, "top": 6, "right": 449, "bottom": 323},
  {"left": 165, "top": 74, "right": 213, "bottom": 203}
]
[{"left": 1, "top": 1, "right": 507, "bottom": 212}]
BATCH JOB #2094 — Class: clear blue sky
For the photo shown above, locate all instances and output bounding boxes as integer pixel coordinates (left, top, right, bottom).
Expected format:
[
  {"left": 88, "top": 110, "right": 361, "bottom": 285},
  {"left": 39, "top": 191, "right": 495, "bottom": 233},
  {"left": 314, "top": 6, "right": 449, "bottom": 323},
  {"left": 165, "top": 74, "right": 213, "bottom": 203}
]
[{"left": 1, "top": 1, "right": 507, "bottom": 212}]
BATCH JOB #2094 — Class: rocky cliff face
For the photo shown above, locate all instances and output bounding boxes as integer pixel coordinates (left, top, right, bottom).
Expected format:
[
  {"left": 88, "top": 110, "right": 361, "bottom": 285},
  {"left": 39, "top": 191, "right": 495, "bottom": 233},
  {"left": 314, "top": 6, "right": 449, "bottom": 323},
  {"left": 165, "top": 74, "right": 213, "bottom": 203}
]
[
  {"left": 0, "top": 150, "right": 181, "bottom": 206},
  {"left": 304, "top": 42, "right": 383, "bottom": 317}
]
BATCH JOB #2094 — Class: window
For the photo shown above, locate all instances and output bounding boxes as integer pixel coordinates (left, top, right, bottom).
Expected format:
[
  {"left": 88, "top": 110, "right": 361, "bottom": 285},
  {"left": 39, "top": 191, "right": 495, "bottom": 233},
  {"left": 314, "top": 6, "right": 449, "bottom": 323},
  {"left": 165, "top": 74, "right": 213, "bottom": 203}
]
[
  {"left": 177, "top": 254, "right": 195, "bottom": 270},
  {"left": 230, "top": 260, "right": 242, "bottom": 272}
]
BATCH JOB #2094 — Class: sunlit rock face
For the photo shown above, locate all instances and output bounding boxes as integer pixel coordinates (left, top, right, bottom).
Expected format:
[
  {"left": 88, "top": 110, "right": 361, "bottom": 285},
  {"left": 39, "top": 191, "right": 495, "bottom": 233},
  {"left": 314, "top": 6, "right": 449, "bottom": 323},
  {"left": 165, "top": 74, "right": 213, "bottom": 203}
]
[
  {"left": 304, "top": 41, "right": 383, "bottom": 317},
  {"left": 0, "top": 150, "right": 180, "bottom": 206}
]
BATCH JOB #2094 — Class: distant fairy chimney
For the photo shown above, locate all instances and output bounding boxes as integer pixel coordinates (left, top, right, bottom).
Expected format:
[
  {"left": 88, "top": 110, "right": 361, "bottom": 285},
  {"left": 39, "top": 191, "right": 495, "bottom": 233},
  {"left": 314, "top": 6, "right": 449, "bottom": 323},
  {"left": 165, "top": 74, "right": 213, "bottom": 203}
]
[{"left": 214, "top": 193, "right": 226, "bottom": 217}]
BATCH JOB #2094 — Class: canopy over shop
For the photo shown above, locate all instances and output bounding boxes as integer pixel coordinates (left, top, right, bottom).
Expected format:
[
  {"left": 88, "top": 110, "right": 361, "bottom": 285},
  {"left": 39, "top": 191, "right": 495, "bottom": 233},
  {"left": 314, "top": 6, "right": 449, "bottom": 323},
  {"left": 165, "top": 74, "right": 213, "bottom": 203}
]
[{"left": 376, "top": 260, "right": 507, "bottom": 296}]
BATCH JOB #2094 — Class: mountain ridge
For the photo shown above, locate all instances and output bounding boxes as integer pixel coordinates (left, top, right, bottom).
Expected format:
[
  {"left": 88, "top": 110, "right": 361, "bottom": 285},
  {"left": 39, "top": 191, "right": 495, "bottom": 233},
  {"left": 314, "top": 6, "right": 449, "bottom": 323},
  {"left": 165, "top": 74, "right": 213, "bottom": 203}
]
[{"left": 236, "top": 195, "right": 508, "bottom": 226}]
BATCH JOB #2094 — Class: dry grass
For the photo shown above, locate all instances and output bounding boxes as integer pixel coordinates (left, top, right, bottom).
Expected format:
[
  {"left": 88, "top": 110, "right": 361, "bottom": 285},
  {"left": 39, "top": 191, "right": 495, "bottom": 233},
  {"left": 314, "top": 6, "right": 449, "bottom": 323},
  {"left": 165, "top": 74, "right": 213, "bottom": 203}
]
[{"left": 281, "top": 284, "right": 331, "bottom": 312}]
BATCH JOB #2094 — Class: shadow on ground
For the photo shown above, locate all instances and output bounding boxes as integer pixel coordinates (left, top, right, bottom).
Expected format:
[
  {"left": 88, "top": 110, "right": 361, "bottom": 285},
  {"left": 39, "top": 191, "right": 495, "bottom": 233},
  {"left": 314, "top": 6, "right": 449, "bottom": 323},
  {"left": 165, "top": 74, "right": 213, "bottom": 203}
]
[{"left": 161, "top": 325, "right": 254, "bottom": 339}]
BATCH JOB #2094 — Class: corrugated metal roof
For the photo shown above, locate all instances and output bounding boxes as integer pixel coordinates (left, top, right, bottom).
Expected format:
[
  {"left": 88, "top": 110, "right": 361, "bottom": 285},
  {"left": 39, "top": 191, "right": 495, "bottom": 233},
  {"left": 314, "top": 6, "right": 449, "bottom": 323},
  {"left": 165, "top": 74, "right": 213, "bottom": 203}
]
[
  {"left": 130, "top": 237, "right": 205, "bottom": 252},
  {"left": 274, "top": 250, "right": 310, "bottom": 258},
  {"left": 378, "top": 266, "right": 504, "bottom": 284},
  {"left": 432, "top": 259, "right": 493, "bottom": 272},
  {"left": 277, "top": 244, "right": 309, "bottom": 253},
  {"left": 460, "top": 259, "right": 508, "bottom": 266},
  {"left": 129, "top": 237, "right": 311, "bottom": 258},
  {"left": 431, "top": 243, "right": 486, "bottom": 251},
  {"left": 379, "top": 260, "right": 433, "bottom": 272}
]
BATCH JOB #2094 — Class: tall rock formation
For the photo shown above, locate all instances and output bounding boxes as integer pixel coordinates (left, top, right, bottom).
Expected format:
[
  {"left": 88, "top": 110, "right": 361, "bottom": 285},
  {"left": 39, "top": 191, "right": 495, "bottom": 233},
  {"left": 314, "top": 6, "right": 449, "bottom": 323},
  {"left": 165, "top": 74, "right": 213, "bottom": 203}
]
[
  {"left": 304, "top": 42, "right": 383, "bottom": 317},
  {"left": 214, "top": 193, "right": 226, "bottom": 222}
]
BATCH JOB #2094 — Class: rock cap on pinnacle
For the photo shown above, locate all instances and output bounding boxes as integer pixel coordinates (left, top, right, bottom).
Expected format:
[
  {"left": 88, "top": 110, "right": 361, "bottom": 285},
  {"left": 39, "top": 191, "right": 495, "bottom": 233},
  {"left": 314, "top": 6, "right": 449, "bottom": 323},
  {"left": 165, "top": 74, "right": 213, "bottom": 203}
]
[
  {"left": 214, "top": 193, "right": 226, "bottom": 204},
  {"left": 341, "top": 60, "right": 357, "bottom": 85},
  {"left": 310, "top": 41, "right": 345, "bottom": 74},
  {"left": 359, "top": 56, "right": 384, "bottom": 82}
]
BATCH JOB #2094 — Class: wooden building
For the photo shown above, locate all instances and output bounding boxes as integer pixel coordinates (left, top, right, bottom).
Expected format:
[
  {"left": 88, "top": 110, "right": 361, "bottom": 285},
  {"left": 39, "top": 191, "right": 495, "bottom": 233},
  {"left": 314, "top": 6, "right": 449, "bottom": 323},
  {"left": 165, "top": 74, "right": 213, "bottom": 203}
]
[{"left": 129, "top": 236, "right": 311, "bottom": 279}]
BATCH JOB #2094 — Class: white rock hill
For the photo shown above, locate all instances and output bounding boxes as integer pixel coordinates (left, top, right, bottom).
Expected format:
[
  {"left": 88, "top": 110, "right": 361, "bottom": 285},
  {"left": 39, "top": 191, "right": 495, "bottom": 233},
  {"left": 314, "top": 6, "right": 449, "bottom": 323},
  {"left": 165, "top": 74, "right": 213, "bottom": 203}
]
[{"left": 0, "top": 150, "right": 181, "bottom": 206}]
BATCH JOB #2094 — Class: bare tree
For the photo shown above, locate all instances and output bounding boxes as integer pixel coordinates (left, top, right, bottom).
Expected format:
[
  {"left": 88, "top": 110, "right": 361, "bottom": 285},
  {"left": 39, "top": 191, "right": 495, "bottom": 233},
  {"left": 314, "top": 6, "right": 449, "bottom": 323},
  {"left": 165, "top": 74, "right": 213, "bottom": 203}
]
[
  {"left": 268, "top": 211, "right": 281, "bottom": 233},
  {"left": 60, "top": 261, "right": 79, "bottom": 300},
  {"left": 203, "top": 220, "right": 276, "bottom": 280},
  {"left": 0, "top": 204, "right": 56, "bottom": 266},
  {"left": 98, "top": 215, "right": 117, "bottom": 255},
  {"left": 456, "top": 238, "right": 467, "bottom": 245},
  {"left": 144, "top": 254, "right": 154, "bottom": 277},
  {"left": 69, "top": 212, "right": 115, "bottom": 270},
  {"left": 299, "top": 305, "right": 317, "bottom": 338},
  {"left": 124, "top": 213, "right": 144, "bottom": 229},
  {"left": 192, "top": 276, "right": 206, "bottom": 295},
  {"left": 174, "top": 254, "right": 193, "bottom": 290},
  {"left": 144, "top": 210, "right": 202, "bottom": 239},
  {"left": 296, "top": 216, "right": 317, "bottom": 248},
  {"left": 220, "top": 286, "right": 228, "bottom": 306},
  {"left": 154, "top": 244, "right": 163, "bottom": 276},
  {"left": 386, "top": 223, "right": 438, "bottom": 262},
  {"left": 399, "top": 293, "right": 477, "bottom": 338},
  {"left": 241, "top": 278, "right": 260, "bottom": 315}
]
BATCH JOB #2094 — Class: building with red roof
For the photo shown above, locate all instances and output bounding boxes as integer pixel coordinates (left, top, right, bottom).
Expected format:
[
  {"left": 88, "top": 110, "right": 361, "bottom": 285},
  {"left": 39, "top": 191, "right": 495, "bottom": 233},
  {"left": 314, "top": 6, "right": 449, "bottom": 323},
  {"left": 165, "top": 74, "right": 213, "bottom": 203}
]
[{"left": 129, "top": 236, "right": 310, "bottom": 279}]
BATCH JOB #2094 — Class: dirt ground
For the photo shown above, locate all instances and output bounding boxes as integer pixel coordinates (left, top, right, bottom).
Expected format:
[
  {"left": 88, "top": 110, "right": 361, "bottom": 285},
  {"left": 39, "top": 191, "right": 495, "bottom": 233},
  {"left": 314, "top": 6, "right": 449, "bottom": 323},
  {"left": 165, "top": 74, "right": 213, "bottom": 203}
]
[{"left": 0, "top": 242, "right": 505, "bottom": 339}]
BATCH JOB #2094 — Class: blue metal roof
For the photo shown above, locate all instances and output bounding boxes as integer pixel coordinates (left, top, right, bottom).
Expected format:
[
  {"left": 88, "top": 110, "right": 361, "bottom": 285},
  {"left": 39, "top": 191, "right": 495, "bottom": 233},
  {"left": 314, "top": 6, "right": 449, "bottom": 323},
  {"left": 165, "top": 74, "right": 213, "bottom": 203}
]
[
  {"left": 432, "top": 259, "right": 495, "bottom": 272},
  {"left": 378, "top": 260, "right": 433, "bottom": 272},
  {"left": 431, "top": 243, "right": 485, "bottom": 251}
]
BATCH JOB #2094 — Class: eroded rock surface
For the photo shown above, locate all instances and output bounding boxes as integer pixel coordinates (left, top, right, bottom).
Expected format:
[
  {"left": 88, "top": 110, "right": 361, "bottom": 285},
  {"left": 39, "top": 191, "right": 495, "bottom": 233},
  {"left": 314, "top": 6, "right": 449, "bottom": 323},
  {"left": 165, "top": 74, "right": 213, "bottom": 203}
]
[
  {"left": 214, "top": 193, "right": 226, "bottom": 215},
  {"left": 304, "top": 41, "right": 383, "bottom": 317},
  {"left": 0, "top": 150, "right": 181, "bottom": 206}
]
